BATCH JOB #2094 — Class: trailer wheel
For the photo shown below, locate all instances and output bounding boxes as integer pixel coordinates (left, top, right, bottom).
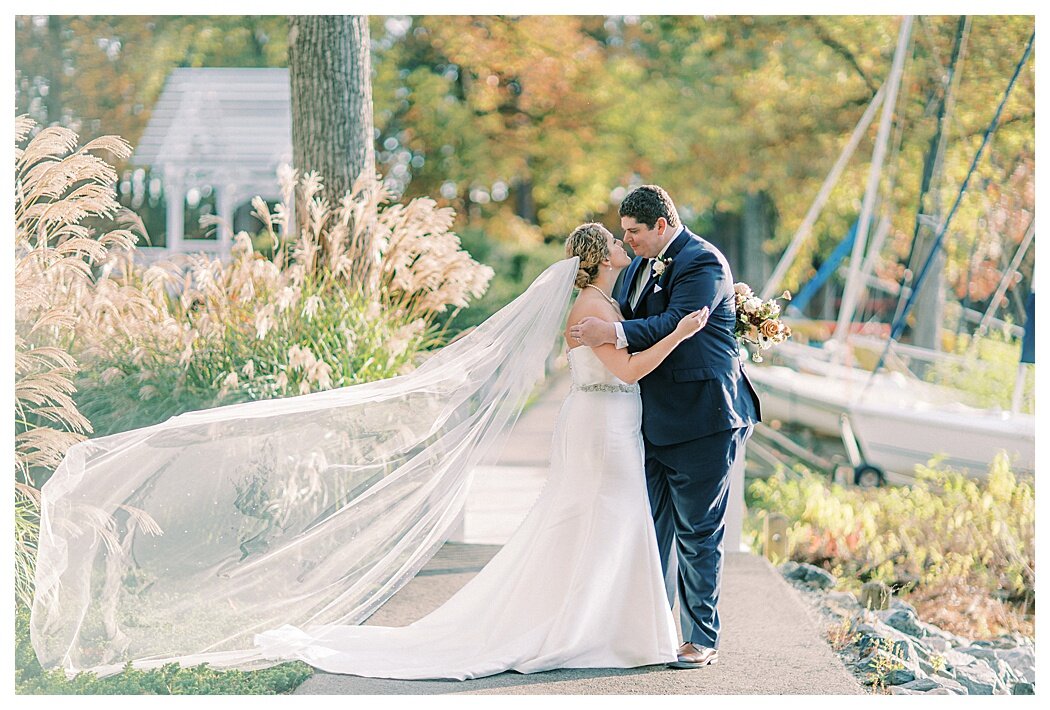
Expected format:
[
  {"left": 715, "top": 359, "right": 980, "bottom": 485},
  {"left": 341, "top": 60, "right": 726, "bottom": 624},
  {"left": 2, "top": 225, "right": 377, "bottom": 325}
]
[{"left": 854, "top": 464, "right": 885, "bottom": 488}]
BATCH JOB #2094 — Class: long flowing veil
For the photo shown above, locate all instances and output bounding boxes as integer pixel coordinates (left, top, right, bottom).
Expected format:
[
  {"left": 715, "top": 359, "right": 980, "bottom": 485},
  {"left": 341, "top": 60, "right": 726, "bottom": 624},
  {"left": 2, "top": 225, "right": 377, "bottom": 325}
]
[{"left": 31, "top": 257, "right": 580, "bottom": 677}]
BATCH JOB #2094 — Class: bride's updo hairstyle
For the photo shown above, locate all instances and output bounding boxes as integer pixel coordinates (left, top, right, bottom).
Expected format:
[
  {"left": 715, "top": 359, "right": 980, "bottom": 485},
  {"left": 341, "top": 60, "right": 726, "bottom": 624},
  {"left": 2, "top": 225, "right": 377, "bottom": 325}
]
[{"left": 565, "top": 222, "right": 612, "bottom": 289}]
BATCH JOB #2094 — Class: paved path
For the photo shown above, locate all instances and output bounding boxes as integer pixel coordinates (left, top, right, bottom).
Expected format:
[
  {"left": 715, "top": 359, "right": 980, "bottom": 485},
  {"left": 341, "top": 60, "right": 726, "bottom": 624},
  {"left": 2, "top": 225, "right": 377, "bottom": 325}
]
[{"left": 294, "top": 368, "right": 862, "bottom": 694}]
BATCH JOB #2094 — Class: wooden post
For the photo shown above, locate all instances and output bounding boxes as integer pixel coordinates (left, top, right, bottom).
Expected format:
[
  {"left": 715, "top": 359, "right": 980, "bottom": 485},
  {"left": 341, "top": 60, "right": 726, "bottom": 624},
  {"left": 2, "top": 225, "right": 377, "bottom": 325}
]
[
  {"left": 860, "top": 581, "right": 891, "bottom": 610},
  {"left": 164, "top": 172, "right": 185, "bottom": 253},
  {"left": 763, "top": 512, "right": 789, "bottom": 563}
]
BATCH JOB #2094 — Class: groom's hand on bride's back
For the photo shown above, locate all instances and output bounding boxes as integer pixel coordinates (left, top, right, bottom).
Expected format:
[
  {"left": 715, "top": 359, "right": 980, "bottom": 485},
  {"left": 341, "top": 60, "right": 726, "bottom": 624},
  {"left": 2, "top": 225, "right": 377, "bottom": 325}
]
[
  {"left": 569, "top": 317, "right": 617, "bottom": 347},
  {"left": 673, "top": 307, "right": 710, "bottom": 341}
]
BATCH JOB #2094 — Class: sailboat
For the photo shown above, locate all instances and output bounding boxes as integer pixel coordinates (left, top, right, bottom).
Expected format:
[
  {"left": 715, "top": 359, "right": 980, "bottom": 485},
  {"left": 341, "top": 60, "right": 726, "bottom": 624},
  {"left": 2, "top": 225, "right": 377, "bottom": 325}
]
[{"left": 749, "top": 17, "right": 1035, "bottom": 486}]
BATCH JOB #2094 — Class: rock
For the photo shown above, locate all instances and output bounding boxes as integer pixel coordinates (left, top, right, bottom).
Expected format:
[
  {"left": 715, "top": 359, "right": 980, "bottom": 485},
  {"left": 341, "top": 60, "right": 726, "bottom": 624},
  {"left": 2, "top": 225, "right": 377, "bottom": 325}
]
[
  {"left": 827, "top": 591, "right": 859, "bottom": 606},
  {"left": 937, "top": 677, "right": 969, "bottom": 695},
  {"left": 822, "top": 591, "right": 860, "bottom": 619},
  {"left": 881, "top": 608, "right": 968, "bottom": 645},
  {"left": 1001, "top": 646, "right": 1036, "bottom": 683},
  {"left": 900, "top": 677, "right": 967, "bottom": 695},
  {"left": 992, "top": 657, "right": 1020, "bottom": 686},
  {"left": 942, "top": 649, "right": 978, "bottom": 669},
  {"left": 884, "top": 669, "right": 917, "bottom": 686},
  {"left": 882, "top": 608, "right": 929, "bottom": 637},
  {"left": 979, "top": 633, "right": 1030, "bottom": 649},
  {"left": 885, "top": 682, "right": 959, "bottom": 695},
  {"left": 956, "top": 644, "right": 1034, "bottom": 684},
  {"left": 853, "top": 621, "right": 921, "bottom": 662},
  {"left": 955, "top": 645, "right": 999, "bottom": 661},
  {"left": 1012, "top": 681, "right": 1035, "bottom": 695},
  {"left": 859, "top": 581, "right": 891, "bottom": 610},
  {"left": 780, "top": 561, "right": 837, "bottom": 589},
  {"left": 889, "top": 598, "right": 917, "bottom": 615},
  {"left": 923, "top": 636, "right": 951, "bottom": 653},
  {"left": 955, "top": 659, "right": 1008, "bottom": 695}
]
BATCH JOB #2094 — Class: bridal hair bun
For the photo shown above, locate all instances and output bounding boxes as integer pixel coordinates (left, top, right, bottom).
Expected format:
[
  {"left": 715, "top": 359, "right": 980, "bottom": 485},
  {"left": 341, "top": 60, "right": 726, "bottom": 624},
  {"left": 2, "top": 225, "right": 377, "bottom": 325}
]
[{"left": 565, "top": 222, "right": 612, "bottom": 289}]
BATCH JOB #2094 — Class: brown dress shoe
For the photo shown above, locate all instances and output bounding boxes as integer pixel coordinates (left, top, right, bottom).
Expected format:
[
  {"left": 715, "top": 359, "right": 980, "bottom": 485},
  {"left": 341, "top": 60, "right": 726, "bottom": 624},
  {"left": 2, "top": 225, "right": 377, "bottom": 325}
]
[{"left": 668, "top": 642, "right": 719, "bottom": 669}]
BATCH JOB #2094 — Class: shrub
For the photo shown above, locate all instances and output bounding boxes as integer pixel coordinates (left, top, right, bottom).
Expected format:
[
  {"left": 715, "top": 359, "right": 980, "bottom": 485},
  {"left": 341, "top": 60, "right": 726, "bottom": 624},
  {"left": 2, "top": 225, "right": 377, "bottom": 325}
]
[
  {"left": 16, "top": 603, "right": 311, "bottom": 695},
  {"left": 924, "top": 330, "right": 1034, "bottom": 412},
  {"left": 746, "top": 453, "right": 1034, "bottom": 637},
  {"left": 72, "top": 168, "right": 495, "bottom": 437}
]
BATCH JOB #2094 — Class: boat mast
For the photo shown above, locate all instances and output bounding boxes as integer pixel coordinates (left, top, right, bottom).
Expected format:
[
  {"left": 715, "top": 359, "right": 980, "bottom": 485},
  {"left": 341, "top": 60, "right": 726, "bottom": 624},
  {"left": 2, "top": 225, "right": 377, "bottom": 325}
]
[
  {"left": 975, "top": 219, "right": 1035, "bottom": 339},
  {"left": 833, "top": 15, "right": 914, "bottom": 352},
  {"left": 760, "top": 86, "right": 886, "bottom": 301}
]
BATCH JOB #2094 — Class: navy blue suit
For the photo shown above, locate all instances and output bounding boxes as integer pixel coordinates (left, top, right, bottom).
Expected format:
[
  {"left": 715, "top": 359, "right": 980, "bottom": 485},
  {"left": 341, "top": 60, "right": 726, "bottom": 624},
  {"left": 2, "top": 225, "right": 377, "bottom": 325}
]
[{"left": 616, "top": 227, "right": 761, "bottom": 649}]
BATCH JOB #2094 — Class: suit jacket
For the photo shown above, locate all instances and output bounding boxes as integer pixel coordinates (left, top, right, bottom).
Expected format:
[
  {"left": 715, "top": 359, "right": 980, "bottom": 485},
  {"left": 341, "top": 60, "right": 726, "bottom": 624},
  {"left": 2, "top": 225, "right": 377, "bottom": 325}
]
[{"left": 616, "top": 228, "right": 762, "bottom": 446}]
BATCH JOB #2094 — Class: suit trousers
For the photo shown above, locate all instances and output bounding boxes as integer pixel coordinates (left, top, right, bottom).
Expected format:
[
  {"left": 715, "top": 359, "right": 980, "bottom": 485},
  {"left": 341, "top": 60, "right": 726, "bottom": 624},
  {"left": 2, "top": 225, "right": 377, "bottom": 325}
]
[{"left": 643, "top": 424, "right": 753, "bottom": 649}]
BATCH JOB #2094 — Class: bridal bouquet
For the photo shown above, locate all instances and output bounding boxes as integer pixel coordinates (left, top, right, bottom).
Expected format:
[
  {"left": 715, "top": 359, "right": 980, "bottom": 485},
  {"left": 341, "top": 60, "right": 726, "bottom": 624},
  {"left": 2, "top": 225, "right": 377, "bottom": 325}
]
[{"left": 733, "top": 282, "right": 792, "bottom": 362}]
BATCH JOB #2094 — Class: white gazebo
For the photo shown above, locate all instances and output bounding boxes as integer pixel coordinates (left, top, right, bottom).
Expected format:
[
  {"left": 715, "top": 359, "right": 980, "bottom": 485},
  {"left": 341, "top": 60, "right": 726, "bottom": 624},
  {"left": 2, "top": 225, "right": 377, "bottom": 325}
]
[{"left": 131, "top": 67, "right": 292, "bottom": 260}]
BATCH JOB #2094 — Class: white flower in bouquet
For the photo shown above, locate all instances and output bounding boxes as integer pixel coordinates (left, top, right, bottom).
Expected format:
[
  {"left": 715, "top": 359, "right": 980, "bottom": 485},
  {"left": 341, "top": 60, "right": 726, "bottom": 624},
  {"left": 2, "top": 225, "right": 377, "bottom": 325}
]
[
  {"left": 734, "top": 282, "right": 753, "bottom": 298},
  {"left": 743, "top": 296, "right": 763, "bottom": 314}
]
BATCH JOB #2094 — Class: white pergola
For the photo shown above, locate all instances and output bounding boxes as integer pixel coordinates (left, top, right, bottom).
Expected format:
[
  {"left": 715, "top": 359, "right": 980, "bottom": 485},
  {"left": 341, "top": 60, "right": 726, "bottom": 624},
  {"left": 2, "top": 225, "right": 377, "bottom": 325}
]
[{"left": 131, "top": 67, "right": 292, "bottom": 260}]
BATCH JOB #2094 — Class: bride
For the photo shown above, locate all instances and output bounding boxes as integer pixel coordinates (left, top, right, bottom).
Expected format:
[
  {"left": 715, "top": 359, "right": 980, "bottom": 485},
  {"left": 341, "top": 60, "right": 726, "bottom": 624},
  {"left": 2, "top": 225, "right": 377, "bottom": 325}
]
[{"left": 30, "top": 224, "right": 707, "bottom": 680}]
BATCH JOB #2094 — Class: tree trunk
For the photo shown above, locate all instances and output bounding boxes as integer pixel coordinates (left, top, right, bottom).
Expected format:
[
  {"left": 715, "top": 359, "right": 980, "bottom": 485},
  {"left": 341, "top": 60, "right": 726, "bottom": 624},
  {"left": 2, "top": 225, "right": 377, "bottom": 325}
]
[
  {"left": 514, "top": 176, "right": 536, "bottom": 224},
  {"left": 707, "top": 192, "right": 776, "bottom": 290},
  {"left": 288, "top": 15, "right": 376, "bottom": 241},
  {"left": 740, "top": 190, "right": 776, "bottom": 290},
  {"left": 44, "top": 16, "right": 64, "bottom": 126}
]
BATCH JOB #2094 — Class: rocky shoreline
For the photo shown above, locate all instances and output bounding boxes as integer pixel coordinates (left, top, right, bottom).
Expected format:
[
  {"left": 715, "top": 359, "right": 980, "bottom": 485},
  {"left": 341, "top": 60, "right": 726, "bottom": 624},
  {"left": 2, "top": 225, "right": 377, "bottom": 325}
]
[{"left": 780, "top": 561, "right": 1035, "bottom": 695}]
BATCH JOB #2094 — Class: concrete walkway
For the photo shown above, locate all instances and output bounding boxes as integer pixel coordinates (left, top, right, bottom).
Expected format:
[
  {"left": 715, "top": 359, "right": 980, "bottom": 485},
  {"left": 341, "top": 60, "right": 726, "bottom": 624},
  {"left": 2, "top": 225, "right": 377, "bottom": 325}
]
[{"left": 294, "top": 369, "right": 862, "bottom": 694}]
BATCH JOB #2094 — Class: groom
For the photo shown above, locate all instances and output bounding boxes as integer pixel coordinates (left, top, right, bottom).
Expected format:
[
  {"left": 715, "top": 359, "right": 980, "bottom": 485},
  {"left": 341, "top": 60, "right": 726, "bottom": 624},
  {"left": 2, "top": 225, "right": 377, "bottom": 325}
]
[{"left": 570, "top": 185, "right": 761, "bottom": 668}]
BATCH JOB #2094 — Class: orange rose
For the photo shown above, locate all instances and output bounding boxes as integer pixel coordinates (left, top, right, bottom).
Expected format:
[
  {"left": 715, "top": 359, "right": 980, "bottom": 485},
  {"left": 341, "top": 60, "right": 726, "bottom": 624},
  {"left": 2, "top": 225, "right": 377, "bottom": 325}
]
[{"left": 759, "top": 319, "right": 780, "bottom": 339}]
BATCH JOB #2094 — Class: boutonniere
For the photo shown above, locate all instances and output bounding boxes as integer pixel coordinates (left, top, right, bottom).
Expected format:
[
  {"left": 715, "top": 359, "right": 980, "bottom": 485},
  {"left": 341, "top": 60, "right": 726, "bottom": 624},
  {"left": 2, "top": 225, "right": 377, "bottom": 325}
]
[{"left": 651, "top": 257, "right": 672, "bottom": 280}]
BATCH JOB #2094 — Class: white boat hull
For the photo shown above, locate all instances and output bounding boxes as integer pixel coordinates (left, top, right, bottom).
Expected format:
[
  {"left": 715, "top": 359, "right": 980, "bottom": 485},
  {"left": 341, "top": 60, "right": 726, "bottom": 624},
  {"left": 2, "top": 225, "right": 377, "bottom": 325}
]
[
  {"left": 848, "top": 403, "right": 1035, "bottom": 483},
  {"left": 746, "top": 361, "right": 1035, "bottom": 482}
]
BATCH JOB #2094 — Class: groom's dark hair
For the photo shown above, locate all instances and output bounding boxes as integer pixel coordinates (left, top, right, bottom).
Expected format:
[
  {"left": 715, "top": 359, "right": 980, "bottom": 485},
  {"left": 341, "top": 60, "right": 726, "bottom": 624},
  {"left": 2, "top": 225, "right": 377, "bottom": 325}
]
[{"left": 619, "top": 185, "right": 680, "bottom": 230}]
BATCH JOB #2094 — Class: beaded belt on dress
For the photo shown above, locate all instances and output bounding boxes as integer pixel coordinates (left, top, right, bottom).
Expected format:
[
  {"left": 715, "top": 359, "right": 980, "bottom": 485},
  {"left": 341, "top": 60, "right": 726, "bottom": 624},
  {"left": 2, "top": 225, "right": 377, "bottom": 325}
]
[{"left": 570, "top": 383, "right": 639, "bottom": 394}]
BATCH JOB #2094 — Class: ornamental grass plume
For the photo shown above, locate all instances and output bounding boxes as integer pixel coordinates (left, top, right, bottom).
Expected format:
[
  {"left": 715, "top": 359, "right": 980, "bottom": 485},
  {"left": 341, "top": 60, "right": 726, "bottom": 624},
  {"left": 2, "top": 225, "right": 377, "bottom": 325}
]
[
  {"left": 73, "top": 168, "right": 494, "bottom": 437},
  {"left": 13, "top": 115, "right": 143, "bottom": 607}
]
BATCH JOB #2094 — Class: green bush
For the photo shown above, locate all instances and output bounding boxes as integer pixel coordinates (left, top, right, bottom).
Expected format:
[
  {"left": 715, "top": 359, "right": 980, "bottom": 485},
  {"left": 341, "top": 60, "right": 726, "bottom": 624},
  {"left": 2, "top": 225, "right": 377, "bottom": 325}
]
[
  {"left": 74, "top": 271, "right": 441, "bottom": 437},
  {"left": 746, "top": 453, "right": 1034, "bottom": 607},
  {"left": 925, "top": 330, "right": 1034, "bottom": 412},
  {"left": 16, "top": 604, "right": 312, "bottom": 694}
]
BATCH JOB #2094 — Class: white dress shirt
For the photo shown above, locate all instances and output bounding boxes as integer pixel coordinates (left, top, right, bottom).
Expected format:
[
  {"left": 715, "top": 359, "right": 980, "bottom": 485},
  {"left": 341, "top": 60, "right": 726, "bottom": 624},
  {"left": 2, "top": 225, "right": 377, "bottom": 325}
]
[{"left": 614, "top": 223, "right": 684, "bottom": 349}]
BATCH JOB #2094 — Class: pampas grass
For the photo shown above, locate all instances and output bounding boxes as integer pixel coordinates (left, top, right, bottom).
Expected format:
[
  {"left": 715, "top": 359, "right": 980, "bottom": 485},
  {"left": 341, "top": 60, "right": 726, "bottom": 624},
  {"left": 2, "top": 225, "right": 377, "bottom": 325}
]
[
  {"left": 74, "top": 165, "right": 493, "bottom": 436},
  {"left": 14, "top": 115, "right": 495, "bottom": 606},
  {"left": 14, "top": 115, "right": 143, "bottom": 607}
]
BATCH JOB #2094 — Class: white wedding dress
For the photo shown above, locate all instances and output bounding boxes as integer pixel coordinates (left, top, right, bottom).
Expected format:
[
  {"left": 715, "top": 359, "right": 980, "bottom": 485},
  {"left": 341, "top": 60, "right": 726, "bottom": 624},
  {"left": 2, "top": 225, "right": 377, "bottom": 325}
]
[{"left": 254, "top": 346, "right": 678, "bottom": 679}]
